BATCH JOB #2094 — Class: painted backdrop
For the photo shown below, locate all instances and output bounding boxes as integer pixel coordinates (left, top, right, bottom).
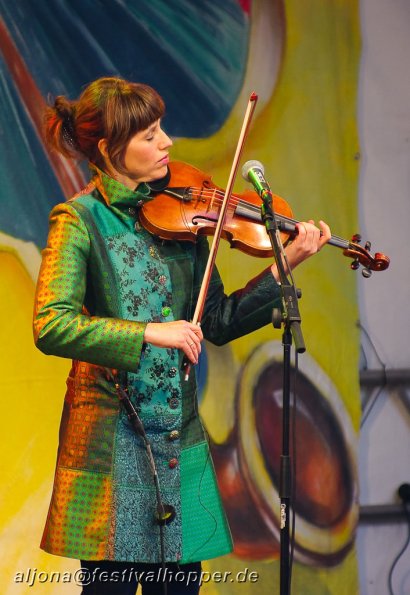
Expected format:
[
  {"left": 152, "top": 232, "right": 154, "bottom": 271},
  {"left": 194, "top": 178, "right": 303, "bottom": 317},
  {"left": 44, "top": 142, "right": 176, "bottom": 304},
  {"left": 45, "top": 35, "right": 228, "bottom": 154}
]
[{"left": 0, "top": 1, "right": 361, "bottom": 593}]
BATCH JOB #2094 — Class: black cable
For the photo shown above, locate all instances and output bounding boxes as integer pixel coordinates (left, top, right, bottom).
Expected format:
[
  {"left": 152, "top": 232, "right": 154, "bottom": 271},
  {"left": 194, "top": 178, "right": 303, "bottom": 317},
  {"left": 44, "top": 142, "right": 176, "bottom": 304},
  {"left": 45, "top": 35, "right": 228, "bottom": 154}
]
[
  {"left": 357, "top": 321, "right": 388, "bottom": 428},
  {"left": 360, "top": 384, "right": 386, "bottom": 429},
  {"left": 357, "top": 320, "right": 386, "bottom": 368},
  {"left": 387, "top": 484, "right": 410, "bottom": 595},
  {"left": 112, "top": 375, "right": 170, "bottom": 595}
]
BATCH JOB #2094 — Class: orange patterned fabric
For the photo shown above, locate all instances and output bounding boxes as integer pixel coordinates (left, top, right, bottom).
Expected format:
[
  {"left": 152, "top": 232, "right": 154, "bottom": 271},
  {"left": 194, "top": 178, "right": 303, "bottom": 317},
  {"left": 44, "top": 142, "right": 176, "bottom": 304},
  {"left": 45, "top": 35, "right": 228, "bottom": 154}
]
[{"left": 41, "top": 467, "right": 113, "bottom": 560}]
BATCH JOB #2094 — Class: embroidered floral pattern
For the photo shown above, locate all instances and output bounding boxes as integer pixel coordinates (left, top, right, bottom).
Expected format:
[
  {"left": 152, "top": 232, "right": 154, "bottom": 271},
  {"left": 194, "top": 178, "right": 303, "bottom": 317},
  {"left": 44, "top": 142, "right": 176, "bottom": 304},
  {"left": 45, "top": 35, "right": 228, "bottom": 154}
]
[
  {"left": 108, "top": 234, "right": 172, "bottom": 318},
  {"left": 106, "top": 226, "right": 185, "bottom": 561}
]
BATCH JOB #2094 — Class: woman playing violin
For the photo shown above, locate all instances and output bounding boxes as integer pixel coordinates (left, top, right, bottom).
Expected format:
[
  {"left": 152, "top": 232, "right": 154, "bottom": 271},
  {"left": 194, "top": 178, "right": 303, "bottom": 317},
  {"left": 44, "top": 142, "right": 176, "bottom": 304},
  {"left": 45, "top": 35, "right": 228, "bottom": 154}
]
[{"left": 33, "top": 76, "right": 330, "bottom": 595}]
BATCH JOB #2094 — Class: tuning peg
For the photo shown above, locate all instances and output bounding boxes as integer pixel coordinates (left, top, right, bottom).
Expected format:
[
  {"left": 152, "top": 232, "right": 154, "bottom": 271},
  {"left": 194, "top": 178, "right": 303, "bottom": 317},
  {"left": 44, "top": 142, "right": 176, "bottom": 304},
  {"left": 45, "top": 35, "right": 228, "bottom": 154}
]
[
  {"left": 365, "top": 241, "right": 371, "bottom": 251},
  {"left": 351, "top": 260, "right": 360, "bottom": 271},
  {"left": 362, "top": 268, "right": 372, "bottom": 278},
  {"left": 352, "top": 233, "right": 362, "bottom": 243}
]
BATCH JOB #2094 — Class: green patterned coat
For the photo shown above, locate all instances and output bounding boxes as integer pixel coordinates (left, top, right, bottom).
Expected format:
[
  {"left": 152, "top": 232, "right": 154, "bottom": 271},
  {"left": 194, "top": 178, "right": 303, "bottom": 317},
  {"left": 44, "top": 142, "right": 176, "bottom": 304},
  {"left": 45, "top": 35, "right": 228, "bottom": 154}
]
[{"left": 33, "top": 167, "right": 281, "bottom": 564}]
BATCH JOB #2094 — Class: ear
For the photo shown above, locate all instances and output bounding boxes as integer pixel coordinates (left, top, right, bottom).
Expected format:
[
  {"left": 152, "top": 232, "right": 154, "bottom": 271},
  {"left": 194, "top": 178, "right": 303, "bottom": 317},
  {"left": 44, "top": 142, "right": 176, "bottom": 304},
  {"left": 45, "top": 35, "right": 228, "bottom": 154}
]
[{"left": 98, "top": 138, "right": 109, "bottom": 159}]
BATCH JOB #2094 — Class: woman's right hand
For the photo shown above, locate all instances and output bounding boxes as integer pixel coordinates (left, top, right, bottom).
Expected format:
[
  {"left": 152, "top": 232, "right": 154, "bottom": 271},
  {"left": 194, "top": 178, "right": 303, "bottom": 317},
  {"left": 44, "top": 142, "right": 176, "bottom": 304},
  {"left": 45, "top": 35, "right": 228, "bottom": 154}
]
[{"left": 144, "top": 320, "right": 203, "bottom": 364}]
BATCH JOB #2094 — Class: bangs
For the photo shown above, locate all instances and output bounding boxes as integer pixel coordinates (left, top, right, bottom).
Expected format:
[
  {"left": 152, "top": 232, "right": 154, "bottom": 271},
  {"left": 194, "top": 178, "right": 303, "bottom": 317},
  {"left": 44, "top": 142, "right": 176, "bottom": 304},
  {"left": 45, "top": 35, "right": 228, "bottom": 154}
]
[
  {"left": 105, "top": 83, "right": 165, "bottom": 141},
  {"left": 125, "top": 87, "right": 165, "bottom": 132},
  {"left": 103, "top": 82, "right": 165, "bottom": 171}
]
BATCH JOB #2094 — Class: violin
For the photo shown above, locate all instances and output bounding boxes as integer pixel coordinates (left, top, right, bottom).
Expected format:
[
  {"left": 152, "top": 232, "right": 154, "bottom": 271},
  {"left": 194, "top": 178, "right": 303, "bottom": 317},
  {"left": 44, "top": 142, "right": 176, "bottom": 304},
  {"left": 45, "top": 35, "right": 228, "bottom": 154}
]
[{"left": 141, "top": 161, "right": 390, "bottom": 276}]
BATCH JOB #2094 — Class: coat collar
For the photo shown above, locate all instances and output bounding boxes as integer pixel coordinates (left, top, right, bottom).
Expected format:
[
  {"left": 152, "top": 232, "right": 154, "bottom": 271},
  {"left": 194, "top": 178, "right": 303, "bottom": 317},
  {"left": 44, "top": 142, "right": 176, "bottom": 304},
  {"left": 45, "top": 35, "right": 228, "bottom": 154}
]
[{"left": 90, "top": 164, "right": 153, "bottom": 207}]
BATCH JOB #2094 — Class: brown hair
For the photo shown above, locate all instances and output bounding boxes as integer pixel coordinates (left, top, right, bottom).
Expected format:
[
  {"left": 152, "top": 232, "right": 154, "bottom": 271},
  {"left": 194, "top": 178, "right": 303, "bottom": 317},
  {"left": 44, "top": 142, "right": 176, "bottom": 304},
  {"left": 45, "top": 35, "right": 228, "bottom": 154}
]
[{"left": 44, "top": 77, "right": 165, "bottom": 173}]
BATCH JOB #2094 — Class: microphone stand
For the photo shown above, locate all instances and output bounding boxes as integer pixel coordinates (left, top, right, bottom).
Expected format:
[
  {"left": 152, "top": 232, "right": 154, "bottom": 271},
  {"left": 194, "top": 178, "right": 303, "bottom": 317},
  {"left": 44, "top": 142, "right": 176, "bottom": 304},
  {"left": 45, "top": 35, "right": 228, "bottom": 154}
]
[{"left": 260, "top": 189, "right": 305, "bottom": 595}]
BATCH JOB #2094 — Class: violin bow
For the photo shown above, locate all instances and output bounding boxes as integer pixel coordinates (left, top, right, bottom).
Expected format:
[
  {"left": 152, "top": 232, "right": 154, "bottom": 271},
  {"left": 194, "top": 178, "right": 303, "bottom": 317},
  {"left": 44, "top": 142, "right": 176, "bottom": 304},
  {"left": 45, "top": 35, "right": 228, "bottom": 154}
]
[{"left": 183, "top": 92, "right": 259, "bottom": 380}]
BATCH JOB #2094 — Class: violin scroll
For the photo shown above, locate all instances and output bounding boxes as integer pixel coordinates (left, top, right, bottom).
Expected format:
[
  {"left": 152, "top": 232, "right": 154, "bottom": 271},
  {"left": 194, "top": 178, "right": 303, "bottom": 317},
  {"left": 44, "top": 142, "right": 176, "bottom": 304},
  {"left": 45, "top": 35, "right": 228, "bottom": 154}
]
[{"left": 344, "top": 234, "right": 390, "bottom": 278}]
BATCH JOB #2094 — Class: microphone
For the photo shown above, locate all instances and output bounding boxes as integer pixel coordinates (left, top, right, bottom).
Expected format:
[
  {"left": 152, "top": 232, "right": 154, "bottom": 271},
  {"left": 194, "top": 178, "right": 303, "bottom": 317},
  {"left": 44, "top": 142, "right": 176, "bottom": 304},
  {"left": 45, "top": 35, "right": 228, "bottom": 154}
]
[
  {"left": 241, "top": 160, "right": 272, "bottom": 199},
  {"left": 155, "top": 503, "right": 176, "bottom": 525}
]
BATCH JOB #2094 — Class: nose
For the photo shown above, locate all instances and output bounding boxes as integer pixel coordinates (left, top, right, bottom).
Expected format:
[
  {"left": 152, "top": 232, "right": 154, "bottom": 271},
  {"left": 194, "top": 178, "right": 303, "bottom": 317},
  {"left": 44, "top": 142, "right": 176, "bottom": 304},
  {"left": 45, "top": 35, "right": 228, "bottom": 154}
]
[{"left": 160, "top": 129, "right": 173, "bottom": 149}]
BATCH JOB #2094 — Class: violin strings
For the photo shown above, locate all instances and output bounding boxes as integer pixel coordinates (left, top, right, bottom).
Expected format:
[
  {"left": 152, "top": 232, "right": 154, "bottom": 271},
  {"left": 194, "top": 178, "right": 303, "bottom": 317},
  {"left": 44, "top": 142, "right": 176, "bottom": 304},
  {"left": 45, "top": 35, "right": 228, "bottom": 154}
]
[
  {"left": 188, "top": 186, "right": 347, "bottom": 245},
  {"left": 190, "top": 186, "right": 287, "bottom": 216}
]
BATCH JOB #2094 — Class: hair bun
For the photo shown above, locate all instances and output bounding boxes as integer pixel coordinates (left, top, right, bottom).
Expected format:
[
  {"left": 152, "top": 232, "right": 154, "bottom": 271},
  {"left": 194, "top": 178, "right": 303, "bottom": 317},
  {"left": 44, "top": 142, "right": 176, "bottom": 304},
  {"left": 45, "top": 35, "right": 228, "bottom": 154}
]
[
  {"left": 53, "top": 96, "right": 77, "bottom": 149},
  {"left": 54, "top": 96, "right": 75, "bottom": 123}
]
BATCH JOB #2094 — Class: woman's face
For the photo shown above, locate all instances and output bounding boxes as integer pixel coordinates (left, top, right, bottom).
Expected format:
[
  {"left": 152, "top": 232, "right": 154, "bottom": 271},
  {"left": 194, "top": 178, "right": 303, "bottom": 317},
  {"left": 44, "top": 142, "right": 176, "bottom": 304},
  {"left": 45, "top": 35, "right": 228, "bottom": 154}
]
[{"left": 103, "top": 120, "right": 173, "bottom": 189}]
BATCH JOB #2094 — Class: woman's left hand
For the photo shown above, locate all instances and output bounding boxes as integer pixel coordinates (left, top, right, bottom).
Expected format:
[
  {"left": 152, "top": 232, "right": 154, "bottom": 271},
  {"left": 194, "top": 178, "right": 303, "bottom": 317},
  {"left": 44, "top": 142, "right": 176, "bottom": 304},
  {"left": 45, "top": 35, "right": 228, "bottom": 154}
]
[{"left": 271, "top": 219, "right": 331, "bottom": 280}]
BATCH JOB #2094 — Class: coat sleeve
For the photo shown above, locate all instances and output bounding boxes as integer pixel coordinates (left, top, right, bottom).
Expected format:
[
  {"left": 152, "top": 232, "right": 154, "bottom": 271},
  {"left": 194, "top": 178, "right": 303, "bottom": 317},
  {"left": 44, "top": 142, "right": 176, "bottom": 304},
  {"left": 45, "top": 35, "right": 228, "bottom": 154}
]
[
  {"left": 33, "top": 202, "right": 146, "bottom": 371},
  {"left": 195, "top": 237, "right": 282, "bottom": 345}
]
